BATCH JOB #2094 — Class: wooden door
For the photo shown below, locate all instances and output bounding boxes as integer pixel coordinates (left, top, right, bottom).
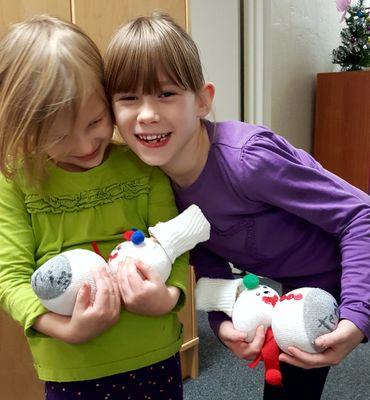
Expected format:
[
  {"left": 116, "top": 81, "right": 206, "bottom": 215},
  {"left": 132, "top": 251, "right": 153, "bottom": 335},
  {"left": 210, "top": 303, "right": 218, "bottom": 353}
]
[
  {"left": 72, "top": 0, "right": 188, "bottom": 51},
  {"left": 0, "top": 0, "right": 70, "bottom": 35}
]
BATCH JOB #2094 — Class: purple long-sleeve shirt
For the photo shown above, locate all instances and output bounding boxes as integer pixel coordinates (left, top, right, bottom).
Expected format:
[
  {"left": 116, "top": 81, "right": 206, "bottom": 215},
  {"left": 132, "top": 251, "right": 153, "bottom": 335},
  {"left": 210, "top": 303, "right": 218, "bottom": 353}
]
[{"left": 173, "top": 120, "right": 370, "bottom": 339}]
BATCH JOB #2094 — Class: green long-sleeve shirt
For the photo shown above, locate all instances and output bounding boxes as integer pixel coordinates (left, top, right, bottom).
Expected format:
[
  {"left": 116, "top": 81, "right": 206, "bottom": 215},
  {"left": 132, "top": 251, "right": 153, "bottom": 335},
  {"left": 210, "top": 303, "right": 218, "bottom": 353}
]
[{"left": 0, "top": 144, "right": 188, "bottom": 382}]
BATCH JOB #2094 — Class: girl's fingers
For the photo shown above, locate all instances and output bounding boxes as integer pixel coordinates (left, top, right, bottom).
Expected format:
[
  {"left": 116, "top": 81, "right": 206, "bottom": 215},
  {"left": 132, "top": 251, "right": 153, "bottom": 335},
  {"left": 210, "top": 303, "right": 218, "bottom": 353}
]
[
  {"left": 250, "top": 325, "right": 266, "bottom": 350},
  {"left": 101, "top": 264, "right": 114, "bottom": 292},
  {"left": 125, "top": 260, "right": 146, "bottom": 292},
  {"left": 120, "top": 257, "right": 144, "bottom": 293},
  {"left": 110, "top": 273, "right": 121, "bottom": 309},
  {"left": 117, "top": 259, "right": 133, "bottom": 302},
  {"left": 134, "top": 259, "right": 157, "bottom": 281},
  {"left": 93, "top": 265, "right": 113, "bottom": 309},
  {"left": 73, "top": 282, "right": 91, "bottom": 313},
  {"left": 100, "top": 266, "right": 121, "bottom": 310}
]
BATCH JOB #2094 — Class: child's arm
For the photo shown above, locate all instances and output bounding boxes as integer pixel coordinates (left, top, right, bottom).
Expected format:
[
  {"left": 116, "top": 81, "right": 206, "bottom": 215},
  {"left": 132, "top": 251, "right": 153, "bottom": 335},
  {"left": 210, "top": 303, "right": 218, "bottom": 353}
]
[
  {"left": 0, "top": 176, "right": 47, "bottom": 336},
  {"left": 33, "top": 265, "right": 121, "bottom": 344},
  {"left": 191, "top": 244, "right": 250, "bottom": 352},
  {"left": 146, "top": 168, "right": 189, "bottom": 310},
  {"left": 238, "top": 134, "right": 370, "bottom": 367},
  {"left": 239, "top": 133, "right": 370, "bottom": 343},
  {"left": 117, "top": 167, "right": 188, "bottom": 316}
]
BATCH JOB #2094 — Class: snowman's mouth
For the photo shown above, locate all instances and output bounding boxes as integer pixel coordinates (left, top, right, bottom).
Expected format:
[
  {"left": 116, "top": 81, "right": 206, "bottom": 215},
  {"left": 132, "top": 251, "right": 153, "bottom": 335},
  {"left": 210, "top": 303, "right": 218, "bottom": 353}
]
[{"left": 262, "top": 295, "right": 279, "bottom": 307}]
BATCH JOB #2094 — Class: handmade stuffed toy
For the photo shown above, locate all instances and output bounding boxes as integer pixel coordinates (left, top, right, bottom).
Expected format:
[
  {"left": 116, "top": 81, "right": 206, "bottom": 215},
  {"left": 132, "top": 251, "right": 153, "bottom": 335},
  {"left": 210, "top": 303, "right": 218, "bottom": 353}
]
[
  {"left": 195, "top": 274, "right": 339, "bottom": 386},
  {"left": 31, "top": 204, "right": 210, "bottom": 316}
]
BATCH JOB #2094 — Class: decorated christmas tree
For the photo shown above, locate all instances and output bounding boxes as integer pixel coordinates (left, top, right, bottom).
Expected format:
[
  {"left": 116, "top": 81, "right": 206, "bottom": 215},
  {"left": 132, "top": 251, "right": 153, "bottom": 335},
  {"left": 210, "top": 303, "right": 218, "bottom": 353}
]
[{"left": 332, "top": 0, "right": 370, "bottom": 71}]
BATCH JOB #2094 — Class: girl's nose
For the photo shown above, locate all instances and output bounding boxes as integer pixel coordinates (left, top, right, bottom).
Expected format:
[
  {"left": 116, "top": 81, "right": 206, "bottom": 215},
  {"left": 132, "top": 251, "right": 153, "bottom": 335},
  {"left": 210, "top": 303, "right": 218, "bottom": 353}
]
[{"left": 137, "top": 100, "right": 160, "bottom": 124}]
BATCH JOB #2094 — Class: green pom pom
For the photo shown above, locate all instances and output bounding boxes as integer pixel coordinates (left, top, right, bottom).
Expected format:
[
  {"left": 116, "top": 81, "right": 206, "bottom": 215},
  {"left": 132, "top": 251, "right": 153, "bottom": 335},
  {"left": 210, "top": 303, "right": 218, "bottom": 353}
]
[{"left": 243, "top": 274, "right": 259, "bottom": 289}]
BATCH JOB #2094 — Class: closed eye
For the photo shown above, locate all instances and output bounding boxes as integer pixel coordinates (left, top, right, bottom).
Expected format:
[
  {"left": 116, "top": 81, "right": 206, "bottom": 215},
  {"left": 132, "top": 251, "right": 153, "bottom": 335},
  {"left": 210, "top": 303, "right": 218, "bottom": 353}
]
[
  {"left": 88, "top": 117, "right": 102, "bottom": 128},
  {"left": 118, "top": 95, "right": 138, "bottom": 101},
  {"left": 158, "top": 91, "right": 175, "bottom": 99}
]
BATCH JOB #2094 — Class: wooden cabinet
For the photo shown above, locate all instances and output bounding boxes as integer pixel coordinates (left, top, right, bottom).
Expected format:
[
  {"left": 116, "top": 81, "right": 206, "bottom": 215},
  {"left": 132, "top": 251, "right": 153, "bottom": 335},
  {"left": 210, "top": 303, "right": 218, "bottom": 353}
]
[
  {"left": 314, "top": 71, "right": 370, "bottom": 194},
  {"left": 0, "top": 309, "right": 44, "bottom": 399},
  {"left": 0, "top": 1, "right": 198, "bottom": 397}
]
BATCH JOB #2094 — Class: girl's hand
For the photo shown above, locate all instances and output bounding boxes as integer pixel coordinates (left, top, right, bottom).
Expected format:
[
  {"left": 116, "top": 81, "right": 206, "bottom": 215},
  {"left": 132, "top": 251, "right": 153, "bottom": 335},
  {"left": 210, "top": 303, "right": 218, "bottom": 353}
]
[
  {"left": 117, "top": 257, "right": 180, "bottom": 316},
  {"left": 33, "top": 265, "right": 121, "bottom": 344},
  {"left": 218, "top": 320, "right": 266, "bottom": 360},
  {"left": 65, "top": 265, "right": 121, "bottom": 344},
  {"left": 279, "top": 319, "right": 365, "bottom": 369}
]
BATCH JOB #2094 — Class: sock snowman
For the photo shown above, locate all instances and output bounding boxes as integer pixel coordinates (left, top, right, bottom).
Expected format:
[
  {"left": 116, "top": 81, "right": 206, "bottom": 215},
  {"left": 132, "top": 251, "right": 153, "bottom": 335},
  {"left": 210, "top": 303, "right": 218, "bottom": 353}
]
[
  {"left": 195, "top": 274, "right": 339, "bottom": 386},
  {"left": 31, "top": 205, "right": 210, "bottom": 316}
]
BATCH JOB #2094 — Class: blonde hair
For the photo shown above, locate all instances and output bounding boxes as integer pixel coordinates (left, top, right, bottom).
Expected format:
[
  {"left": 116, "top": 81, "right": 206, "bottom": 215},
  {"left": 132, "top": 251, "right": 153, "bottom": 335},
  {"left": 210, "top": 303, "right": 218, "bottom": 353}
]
[
  {"left": 0, "top": 15, "right": 105, "bottom": 183},
  {"left": 105, "top": 12, "right": 205, "bottom": 97}
]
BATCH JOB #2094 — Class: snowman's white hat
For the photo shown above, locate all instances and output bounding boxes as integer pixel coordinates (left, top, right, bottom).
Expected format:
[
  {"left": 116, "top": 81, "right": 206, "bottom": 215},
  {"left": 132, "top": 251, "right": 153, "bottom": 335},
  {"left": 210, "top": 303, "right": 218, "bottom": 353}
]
[{"left": 149, "top": 204, "right": 210, "bottom": 263}]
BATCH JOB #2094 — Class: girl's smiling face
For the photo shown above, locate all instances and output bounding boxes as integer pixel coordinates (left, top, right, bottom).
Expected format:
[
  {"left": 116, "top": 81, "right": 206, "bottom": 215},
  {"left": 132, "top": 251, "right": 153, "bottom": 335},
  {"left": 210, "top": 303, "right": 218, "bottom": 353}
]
[
  {"left": 112, "top": 76, "right": 213, "bottom": 172},
  {"left": 47, "top": 93, "right": 113, "bottom": 172}
]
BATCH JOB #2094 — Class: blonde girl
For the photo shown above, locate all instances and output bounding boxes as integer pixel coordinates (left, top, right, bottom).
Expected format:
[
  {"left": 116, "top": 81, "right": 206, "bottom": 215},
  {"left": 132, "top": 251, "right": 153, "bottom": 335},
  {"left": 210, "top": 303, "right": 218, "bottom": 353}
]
[
  {"left": 105, "top": 13, "right": 370, "bottom": 400},
  {"left": 0, "top": 15, "right": 187, "bottom": 400}
]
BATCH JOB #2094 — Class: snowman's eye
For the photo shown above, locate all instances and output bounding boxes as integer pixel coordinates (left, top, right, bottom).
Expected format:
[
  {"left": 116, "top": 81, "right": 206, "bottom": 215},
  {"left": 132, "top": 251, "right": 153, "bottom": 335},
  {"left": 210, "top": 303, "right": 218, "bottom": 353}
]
[
  {"left": 263, "top": 290, "right": 270, "bottom": 294},
  {"left": 256, "top": 292, "right": 260, "bottom": 296}
]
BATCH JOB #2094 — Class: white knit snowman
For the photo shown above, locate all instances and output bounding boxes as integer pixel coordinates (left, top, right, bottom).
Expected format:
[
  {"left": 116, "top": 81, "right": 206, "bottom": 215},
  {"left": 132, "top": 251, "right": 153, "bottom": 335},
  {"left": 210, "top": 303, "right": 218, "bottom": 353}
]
[
  {"left": 31, "top": 204, "right": 210, "bottom": 316},
  {"left": 231, "top": 274, "right": 279, "bottom": 342},
  {"left": 271, "top": 287, "right": 340, "bottom": 354},
  {"left": 107, "top": 230, "right": 173, "bottom": 282},
  {"left": 31, "top": 249, "right": 107, "bottom": 316},
  {"left": 195, "top": 273, "right": 339, "bottom": 386}
]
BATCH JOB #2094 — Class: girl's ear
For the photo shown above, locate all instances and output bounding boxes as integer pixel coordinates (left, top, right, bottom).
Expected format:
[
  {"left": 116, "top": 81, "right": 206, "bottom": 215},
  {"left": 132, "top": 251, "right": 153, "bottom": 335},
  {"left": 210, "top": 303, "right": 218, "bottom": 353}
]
[{"left": 196, "top": 83, "right": 215, "bottom": 118}]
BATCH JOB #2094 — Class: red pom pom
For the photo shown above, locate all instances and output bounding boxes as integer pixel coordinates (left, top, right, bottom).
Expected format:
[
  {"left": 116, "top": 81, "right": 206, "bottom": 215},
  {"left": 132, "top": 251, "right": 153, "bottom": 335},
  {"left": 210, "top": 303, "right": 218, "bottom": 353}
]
[
  {"left": 265, "top": 369, "right": 282, "bottom": 386},
  {"left": 123, "top": 230, "right": 135, "bottom": 241}
]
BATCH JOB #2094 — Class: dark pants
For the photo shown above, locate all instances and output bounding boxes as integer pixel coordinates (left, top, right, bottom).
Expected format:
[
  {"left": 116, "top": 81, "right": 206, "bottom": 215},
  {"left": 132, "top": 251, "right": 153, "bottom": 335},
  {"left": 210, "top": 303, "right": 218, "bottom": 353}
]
[
  {"left": 264, "top": 362, "right": 330, "bottom": 400},
  {"left": 45, "top": 353, "right": 183, "bottom": 400}
]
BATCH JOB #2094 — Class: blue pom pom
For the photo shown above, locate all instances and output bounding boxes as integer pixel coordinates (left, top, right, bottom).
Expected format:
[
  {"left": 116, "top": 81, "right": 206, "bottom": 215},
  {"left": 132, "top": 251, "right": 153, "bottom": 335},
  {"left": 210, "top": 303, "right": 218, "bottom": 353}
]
[{"left": 131, "top": 230, "right": 145, "bottom": 245}]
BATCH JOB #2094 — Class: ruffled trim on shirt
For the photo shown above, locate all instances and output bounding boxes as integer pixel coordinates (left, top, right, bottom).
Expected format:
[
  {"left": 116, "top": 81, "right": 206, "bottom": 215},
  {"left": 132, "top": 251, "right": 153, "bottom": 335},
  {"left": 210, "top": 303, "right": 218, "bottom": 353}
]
[{"left": 25, "top": 177, "right": 150, "bottom": 214}]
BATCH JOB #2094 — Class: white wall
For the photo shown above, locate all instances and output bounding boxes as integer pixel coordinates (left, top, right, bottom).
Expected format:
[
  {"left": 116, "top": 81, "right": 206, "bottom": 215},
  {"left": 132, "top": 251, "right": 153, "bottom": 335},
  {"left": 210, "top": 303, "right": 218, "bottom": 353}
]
[
  {"left": 189, "top": 0, "right": 241, "bottom": 121},
  {"left": 269, "top": 0, "right": 341, "bottom": 151},
  {"left": 190, "top": 0, "right": 343, "bottom": 153}
]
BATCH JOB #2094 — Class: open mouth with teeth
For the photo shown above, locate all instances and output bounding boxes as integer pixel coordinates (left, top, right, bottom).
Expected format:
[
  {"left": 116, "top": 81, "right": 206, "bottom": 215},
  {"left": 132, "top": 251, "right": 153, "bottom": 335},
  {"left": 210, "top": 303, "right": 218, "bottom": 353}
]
[{"left": 136, "top": 132, "right": 171, "bottom": 146}]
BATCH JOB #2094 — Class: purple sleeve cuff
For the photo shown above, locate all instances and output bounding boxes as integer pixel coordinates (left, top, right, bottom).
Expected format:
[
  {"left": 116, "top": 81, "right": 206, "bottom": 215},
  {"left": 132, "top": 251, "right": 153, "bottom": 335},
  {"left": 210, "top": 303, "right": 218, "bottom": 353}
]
[
  {"left": 340, "top": 306, "right": 370, "bottom": 342},
  {"left": 208, "top": 311, "right": 231, "bottom": 337},
  {"left": 190, "top": 244, "right": 234, "bottom": 280}
]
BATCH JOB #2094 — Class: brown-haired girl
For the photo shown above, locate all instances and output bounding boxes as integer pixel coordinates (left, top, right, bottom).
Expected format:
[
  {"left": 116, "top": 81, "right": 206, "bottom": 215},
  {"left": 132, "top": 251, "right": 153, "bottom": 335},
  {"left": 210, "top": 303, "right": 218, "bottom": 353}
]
[{"left": 105, "top": 13, "right": 370, "bottom": 400}]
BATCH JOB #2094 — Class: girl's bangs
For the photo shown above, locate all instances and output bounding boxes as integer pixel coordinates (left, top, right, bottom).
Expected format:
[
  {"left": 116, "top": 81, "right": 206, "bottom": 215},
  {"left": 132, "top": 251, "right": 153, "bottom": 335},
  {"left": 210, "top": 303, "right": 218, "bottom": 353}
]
[{"left": 112, "top": 42, "right": 187, "bottom": 95}]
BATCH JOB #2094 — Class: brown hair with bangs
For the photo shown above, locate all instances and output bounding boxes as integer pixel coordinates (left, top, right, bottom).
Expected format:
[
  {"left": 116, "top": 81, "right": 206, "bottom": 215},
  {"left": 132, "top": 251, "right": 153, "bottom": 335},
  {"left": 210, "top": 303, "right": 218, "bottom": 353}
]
[
  {"left": 0, "top": 15, "right": 105, "bottom": 185},
  {"left": 105, "top": 12, "right": 205, "bottom": 98}
]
